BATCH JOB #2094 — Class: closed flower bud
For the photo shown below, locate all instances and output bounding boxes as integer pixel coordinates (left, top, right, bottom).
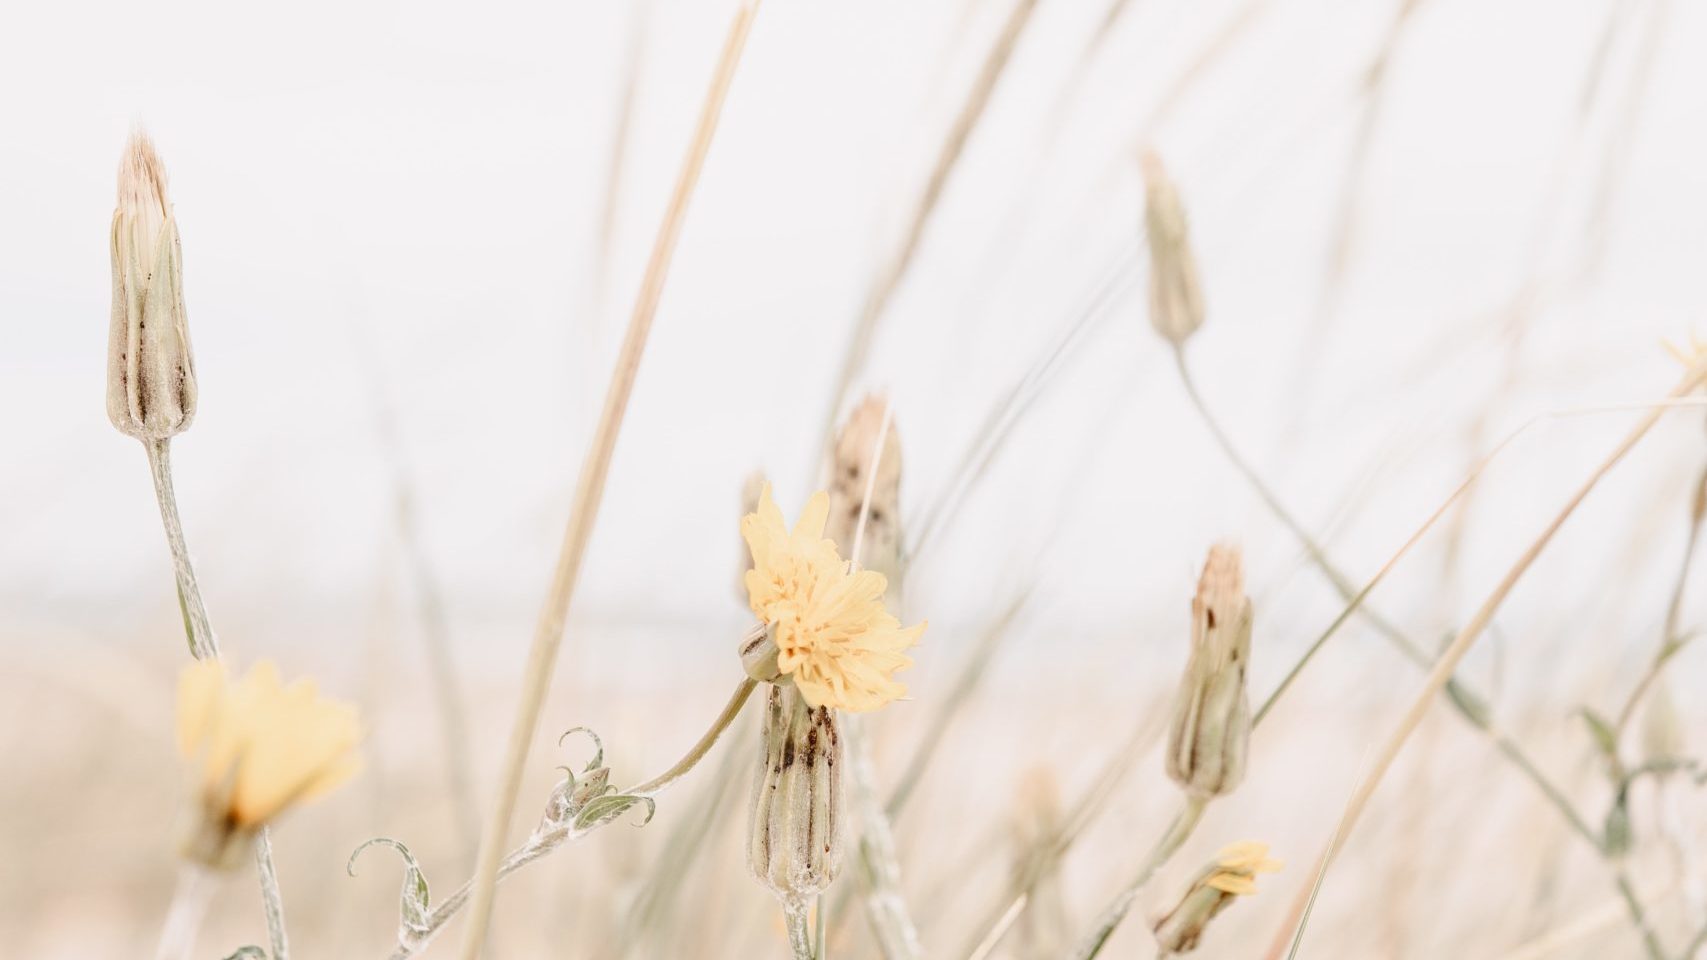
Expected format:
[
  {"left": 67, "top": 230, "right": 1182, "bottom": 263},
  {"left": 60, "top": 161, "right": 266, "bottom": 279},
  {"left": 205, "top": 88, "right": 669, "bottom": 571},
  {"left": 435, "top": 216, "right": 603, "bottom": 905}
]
[
  {"left": 1152, "top": 841, "right": 1280, "bottom": 956},
  {"left": 824, "top": 395, "right": 904, "bottom": 587},
  {"left": 747, "top": 685, "right": 844, "bottom": 910},
  {"left": 739, "top": 621, "right": 783, "bottom": 684},
  {"left": 1165, "top": 545, "right": 1253, "bottom": 799},
  {"left": 1141, "top": 150, "right": 1205, "bottom": 348},
  {"left": 108, "top": 131, "right": 197, "bottom": 440}
]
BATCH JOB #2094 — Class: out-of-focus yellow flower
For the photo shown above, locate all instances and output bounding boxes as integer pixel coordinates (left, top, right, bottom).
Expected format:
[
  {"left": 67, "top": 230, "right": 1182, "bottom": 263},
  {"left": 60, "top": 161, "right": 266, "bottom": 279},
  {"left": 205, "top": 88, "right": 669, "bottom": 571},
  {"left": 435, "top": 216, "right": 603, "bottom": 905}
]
[
  {"left": 740, "top": 484, "right": 923, "bottom": 712},
  {"left": 1202, "top": 841, "right": 1282, "bottom": 895},
  {"left": 177, "top": 660, "right": 361, "bottom": 865}
]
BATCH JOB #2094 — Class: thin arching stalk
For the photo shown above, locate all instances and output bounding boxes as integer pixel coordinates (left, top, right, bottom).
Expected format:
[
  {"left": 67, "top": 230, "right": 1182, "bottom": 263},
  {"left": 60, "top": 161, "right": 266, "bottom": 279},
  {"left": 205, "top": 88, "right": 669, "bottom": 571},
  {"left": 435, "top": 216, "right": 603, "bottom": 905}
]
[{"left": 455, "top": 5, "right": 762, "bottom": 954}]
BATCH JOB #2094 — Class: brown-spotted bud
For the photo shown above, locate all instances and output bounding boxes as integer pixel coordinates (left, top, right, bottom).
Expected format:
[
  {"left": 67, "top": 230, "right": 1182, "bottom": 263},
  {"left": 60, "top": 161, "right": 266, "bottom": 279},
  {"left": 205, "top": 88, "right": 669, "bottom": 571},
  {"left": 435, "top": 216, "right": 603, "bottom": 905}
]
[
  {"left": 108, "top": 131, "right": 197, "bottom": 440},
  {"left": 1152, "top": 841, "right": 1281, "bottom": 955},
  {"left": 824, "top": 395, "right": 904, "bottom": 588},
  {"left": 1141, "top": 150, "right": 1205, "bottom": 348},
  {"left": 1165, "top": 545, "right": 1252, "bottom": 799},
  {"left": 746, "top": 685, "right": 844, "bottom": 910}
]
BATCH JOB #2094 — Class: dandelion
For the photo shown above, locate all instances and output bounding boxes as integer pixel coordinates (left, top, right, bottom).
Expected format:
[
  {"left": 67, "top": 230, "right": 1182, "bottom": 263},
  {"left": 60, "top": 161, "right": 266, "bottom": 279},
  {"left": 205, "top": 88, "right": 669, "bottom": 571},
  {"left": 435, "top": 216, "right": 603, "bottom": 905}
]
[
  {"left": 176, "top": 659, "right": 362, "bottom": 867},
  {"left": 1152, "top": 841, "right": 1281, "bottom": 955},
  {"left": 740, "top": 484, "right": 923, "bottom": 713},
  {"left": 1164, "top": 544, "right": 1253, "bottom": 799}
]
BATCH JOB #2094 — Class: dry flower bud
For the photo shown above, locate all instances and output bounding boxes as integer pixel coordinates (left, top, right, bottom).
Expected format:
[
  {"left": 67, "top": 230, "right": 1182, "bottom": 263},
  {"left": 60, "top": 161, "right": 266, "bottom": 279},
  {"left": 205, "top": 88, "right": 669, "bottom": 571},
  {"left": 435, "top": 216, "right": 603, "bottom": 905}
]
[
  {"left": 1152, "top": 841, "right": 1280, "bottom": 955},
  {"left": 1165, "top": 545, "right": 1253, "bottom": 799},
  {"left": 108, "top": 131, "right": 197, "bottom": 440},
  {"left": 739, "top": 621, "right": 783, "bottom": 683},
  {"left": 825, "top": 395, "right": 904, "bottom": 587},
  {"left": 1141, "top": 150, "right": 1205, "bottom": 348},
  {"left": 747, "top": 685, "right": 844, "bottom": 909}
]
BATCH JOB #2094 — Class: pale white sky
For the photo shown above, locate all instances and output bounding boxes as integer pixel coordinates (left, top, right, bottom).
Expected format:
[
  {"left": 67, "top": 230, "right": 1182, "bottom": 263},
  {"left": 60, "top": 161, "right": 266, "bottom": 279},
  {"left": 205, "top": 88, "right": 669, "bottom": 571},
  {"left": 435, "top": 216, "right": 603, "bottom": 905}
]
[{"left": 1, "top": 0, "right": 1704, "bottom": 702}]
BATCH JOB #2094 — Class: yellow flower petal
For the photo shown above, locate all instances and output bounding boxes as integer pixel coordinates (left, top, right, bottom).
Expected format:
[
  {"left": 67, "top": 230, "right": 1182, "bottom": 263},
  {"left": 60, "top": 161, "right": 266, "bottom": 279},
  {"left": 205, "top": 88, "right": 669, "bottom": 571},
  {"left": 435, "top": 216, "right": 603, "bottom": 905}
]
[{"left": 741, "top": 488, "right": 923, "bottom": 712}]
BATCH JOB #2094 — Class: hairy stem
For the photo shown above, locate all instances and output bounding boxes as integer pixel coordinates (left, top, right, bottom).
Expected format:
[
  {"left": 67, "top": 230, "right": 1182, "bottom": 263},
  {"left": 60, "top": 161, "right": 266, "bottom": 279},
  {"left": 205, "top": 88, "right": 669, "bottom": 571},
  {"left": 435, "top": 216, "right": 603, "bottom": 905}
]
[{"left": 145, "top": 438, "right": 216, "bottom": 660}]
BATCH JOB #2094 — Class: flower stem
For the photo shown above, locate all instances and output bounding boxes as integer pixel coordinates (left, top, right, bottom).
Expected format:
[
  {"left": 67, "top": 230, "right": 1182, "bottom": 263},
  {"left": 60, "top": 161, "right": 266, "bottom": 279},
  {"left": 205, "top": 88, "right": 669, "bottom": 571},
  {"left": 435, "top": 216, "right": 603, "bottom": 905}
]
[
  {"left": 785, "top": 902, "right": 814, "bottom": 960},
  {"left": 1614, "top": 868, "right": 1669, "bottom": 960},
  {"left": 1067, "top": 796, "right": 1208, "bottom": 960},
  {"left": 145, "top": 438, "right": 216, "bottom": 661},
  {"left": 632, "top": 678, "right": 758, "bottom": 797},
  {"left": 154, "top": 865, "right": 216, "bottom": 960},
  {"left": 144, "top": 436, "right": 291, "bottom": 958},
  {"left": 255, "top": 828, "right": 290, "bottom": 960}
]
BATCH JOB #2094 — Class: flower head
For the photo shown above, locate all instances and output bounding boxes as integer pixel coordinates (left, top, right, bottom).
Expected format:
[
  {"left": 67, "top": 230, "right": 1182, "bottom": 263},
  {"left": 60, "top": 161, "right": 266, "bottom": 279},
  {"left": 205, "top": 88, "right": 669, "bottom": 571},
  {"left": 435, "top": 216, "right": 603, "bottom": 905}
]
[
  {"left": 177, "top": 659, "right": 361, "bottom": 865},
  {"left": 740, "top": 484, "right": 923, "bottom": 712},
  {"left": 1202, "top": 841, "right": 1282, "bottom": 895}
]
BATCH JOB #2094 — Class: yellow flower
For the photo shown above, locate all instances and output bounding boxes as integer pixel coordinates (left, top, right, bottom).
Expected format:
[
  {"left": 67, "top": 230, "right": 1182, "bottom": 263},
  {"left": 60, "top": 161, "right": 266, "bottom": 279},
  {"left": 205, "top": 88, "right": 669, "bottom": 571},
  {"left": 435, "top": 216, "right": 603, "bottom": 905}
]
[
  {"left": 740, "top": 484, "right": 923, "bottom": 712},
  {"left": 1203, "top": 841, "right": 1282, "bottom": 896},
  {"left": 177, "top": 659, "right": 361, "bottom": 861}
]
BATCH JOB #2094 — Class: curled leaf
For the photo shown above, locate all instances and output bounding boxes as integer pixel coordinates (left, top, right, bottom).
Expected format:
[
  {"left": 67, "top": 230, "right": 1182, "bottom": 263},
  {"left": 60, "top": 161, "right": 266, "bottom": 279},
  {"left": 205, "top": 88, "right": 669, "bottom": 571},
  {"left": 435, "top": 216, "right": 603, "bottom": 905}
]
[
  {"left": 222, "top": 948, "right": 267, "bottom": 960},
  {"left": 559, "top": 726, "right": 605, "bottom": 773},
  {"left": 348, "top": 837, "right": 432, "bottom": 938},
  {"left": 575, "top": 793, "right": 656, "bottom": 832}
]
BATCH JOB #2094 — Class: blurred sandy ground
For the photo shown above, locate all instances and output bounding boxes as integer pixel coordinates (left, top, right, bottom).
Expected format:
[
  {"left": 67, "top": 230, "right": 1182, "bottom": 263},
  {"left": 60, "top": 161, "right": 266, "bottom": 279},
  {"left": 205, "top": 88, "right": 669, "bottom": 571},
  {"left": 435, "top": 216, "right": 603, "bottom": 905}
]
[{"left": 4, "top": 0, "right": 1707, "bottom": 955}]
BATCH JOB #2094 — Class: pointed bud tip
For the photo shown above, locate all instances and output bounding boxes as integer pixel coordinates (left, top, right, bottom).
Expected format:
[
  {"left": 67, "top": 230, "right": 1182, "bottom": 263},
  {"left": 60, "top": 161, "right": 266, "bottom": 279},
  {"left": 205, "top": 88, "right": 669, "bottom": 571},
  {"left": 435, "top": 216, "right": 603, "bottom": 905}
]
[{"left": 119, "top": 128, "right": 169, "bottom": 217}]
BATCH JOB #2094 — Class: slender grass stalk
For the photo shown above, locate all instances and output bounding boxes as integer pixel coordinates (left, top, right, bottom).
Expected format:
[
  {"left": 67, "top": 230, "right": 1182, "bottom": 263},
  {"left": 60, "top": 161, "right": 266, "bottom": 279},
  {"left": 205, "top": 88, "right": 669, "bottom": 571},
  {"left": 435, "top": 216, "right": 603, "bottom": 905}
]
[
  {"left": 1260, "top": 364, "right": 1707, "bottom": 960},
  {"left": 816, "top": 0, "right": 1039, "bottom": 460},
  {"left": 1494, "top": 882, "right": 1677, "bottom": 960},
  {"left": 1614, "top": 870, "right": 1669, "bottom": 960},
  {"left": 145, "top": 436, "right": 292, "bottom": 958},
  {"left": 631, "top": 679, "right": 758, "bottom": 798},
  {"left": 455, "top": 5, "right": 762, "bottom": 955},
  {"left": 154, "top": 866, "right": 216, "bottom": 960},
  {"left": 1612, "top": 458, "right": 1706, "bottom": 738}
]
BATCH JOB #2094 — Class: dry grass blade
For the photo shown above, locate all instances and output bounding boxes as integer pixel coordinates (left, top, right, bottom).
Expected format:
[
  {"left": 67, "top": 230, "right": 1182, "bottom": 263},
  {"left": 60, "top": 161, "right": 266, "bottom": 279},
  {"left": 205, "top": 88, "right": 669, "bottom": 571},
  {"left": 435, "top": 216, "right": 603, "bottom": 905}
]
[
  {"left": 456, "top": 4, "right": 763, "bottom": 955},
  {"left": 1260, "top": 363, "right": 1707, "bottom": 960},
  {"left": 817, "top": 0, "right": 1039, "bottom": 456}
]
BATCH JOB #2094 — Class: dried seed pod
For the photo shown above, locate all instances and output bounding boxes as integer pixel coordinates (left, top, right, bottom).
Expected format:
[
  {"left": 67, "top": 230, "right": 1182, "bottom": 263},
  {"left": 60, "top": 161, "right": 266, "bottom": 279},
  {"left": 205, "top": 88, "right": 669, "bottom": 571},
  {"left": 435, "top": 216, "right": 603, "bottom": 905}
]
[
  {"left": 824, "top": 395, "right": 904, "bottom": 588},
  {"left": 1165, "top": 545, "right": 1253, "bottom": 799},
  {"left": 1152, "top": 841, "right": 1280, "bottom": 955},
  {"left": 747, "top": 685, "right": 844, "bottom": 910},
  {"left": 1141, "top": 150, "right": 1205, "bottom": 348},
  {"left": 108, "top": 131, "right": 197, "bottom": 440}
]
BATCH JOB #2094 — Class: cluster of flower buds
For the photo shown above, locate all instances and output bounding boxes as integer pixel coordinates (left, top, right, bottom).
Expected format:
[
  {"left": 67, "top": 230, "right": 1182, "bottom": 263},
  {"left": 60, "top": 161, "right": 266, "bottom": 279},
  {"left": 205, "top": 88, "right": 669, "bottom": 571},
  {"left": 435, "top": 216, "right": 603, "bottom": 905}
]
[{"left": 1165, "top": 545, "right": 1253, "bottom": 799}]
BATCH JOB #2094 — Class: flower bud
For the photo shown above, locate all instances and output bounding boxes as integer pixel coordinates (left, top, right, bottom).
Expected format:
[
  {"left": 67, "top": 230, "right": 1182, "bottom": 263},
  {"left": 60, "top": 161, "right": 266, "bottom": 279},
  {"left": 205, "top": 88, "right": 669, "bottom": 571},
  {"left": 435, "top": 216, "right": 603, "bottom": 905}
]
[
  {"left": 739, "top": 621, "right": 783, "bottom": 684},
  {"left": 1152, "top": 841, "right": 1280, "bottom": 955},
  {"left": 1165, "top": 545, "right": 1252, "bottom": 799},
  {"left": 747, "top": 685, "right": 844, "bottom": 909},
  {"left": 108, "top": 131, "right": 197, "bottom": 440},
  {"left": 824, "top": 395, "right": 904, "bottom": 587},
  {"left": 1141, "top": 150, "right": 1205, "bottom": 348}
]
